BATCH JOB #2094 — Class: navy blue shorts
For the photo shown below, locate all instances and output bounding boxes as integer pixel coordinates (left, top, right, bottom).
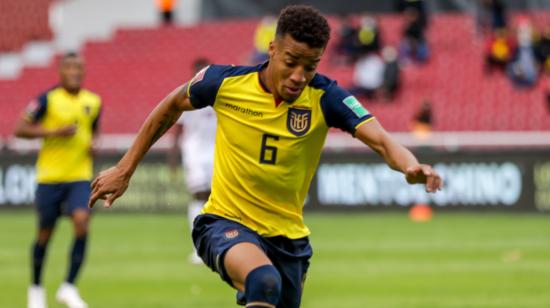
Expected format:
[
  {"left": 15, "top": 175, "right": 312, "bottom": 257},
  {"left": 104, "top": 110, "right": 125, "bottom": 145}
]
[
  {"left": 35, "top": 181, "right": 91, "bottom": 228},
  {"left": 192, "top": 214, "right": 312, "bottom": 308}
]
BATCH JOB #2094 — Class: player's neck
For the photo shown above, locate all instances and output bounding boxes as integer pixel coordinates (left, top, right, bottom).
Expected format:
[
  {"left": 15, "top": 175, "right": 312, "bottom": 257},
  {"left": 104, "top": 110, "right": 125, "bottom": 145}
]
[
  {"left": 259, "top": 65, "right": 283, "bottom": 105},
  {"left": 62, "top": 86, "right": 81, "bottom": 96}
]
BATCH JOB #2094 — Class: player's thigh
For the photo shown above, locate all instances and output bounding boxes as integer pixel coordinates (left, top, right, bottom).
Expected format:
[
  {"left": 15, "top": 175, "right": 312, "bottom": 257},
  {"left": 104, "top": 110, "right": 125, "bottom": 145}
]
[
  {"left": 192, "top": 214, "right": 270, "bottom": 290},
  {"left": 35, "top": 183, "right": 65, "bottom": 229},
  {"left": 65, "top": 181, "right": 91, "bottom": 215}
]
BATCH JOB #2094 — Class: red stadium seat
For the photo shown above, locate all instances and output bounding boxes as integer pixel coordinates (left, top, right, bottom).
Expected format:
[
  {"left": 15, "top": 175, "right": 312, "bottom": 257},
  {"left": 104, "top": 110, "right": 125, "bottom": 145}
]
[{"left": 0, "top": 0, "right": 52, "bottom": 52}]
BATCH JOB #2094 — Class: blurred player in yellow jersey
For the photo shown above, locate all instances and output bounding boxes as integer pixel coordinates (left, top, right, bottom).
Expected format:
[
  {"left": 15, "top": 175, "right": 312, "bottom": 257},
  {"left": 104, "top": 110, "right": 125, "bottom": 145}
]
[
  {"left": 15, "top": 52, "right": 101, "bottom": 308},
  {"left": 89, "top": 5, "right": 442, "bottom": 308}
]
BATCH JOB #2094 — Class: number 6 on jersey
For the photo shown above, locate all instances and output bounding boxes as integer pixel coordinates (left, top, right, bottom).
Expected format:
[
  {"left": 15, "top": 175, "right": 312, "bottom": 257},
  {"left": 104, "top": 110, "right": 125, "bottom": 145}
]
[{"left": 260, "top": 134, "right": 279, "bottom": 164}]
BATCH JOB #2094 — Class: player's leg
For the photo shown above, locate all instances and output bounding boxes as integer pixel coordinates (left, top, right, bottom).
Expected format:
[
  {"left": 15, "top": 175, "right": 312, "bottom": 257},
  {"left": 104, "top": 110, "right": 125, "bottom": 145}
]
[
  {"left": 266, "top": 237, "right": 312, "bottom": 308},
  {"left": 56, "top": 181, "right": 91, "bottom": 308},
  {"left": 66, "top": 208, "right": 90, "bottom": 284},
  {"left": 225, "top": 243, "right": 282, "bottom": 308},
  {"left": 32, "top": 184, "right": 64, "bottom": 284},
  {"left": 275, "top": 263, "right": 309, "bottom": 308},
  {"left": 29, "top": 184, "right": 64, "bottom": 308},
  {"left": 192, "top": 215, "right": 282, "bottom": 307}
]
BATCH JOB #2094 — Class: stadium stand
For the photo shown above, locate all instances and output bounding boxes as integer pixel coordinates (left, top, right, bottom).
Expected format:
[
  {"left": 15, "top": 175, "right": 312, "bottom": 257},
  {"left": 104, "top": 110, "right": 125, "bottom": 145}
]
[
  {"left": 0, "top": 0, "right": 53, "bottom": 52},
  {"left": 1, "top": 13, "right": 550, "bottom": 139}
]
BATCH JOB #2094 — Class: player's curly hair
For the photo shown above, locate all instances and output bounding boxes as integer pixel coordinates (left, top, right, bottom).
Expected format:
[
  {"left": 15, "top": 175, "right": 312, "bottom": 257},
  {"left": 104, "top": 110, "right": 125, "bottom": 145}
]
[{"left": 276, "top": 5, "right": 331, "bottom": 49}]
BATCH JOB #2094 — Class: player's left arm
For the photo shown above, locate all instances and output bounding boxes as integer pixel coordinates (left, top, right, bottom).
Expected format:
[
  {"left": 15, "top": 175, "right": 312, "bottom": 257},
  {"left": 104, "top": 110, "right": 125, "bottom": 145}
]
[{"left": 354, "top": 119, "right": 443, "bottom": 193}]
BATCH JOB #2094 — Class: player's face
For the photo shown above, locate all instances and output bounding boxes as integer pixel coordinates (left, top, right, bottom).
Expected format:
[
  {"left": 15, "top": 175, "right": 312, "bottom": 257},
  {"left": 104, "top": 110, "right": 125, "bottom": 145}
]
[
  {"left": 59, "top": 56, "right": 85, "bottom": 92},
  {"left": 269, "top": 34, "right": 324, "bottom": 102}
]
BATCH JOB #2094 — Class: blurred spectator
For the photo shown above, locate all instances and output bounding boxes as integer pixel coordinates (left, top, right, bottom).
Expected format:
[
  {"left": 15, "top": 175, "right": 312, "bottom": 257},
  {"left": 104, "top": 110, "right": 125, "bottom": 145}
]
[
  {"left": 476, "top": 0, "right": 507, "bottom": 35},
  {"left": 411, "top": 99, "right": 433, "bottom": 137},
  {"left": 535, "top": 26, "right": 550, "bottom": 74},
  {"left": 250, "top": 15, "right": 277, "bottom": 64},
  {"left": 350, "top": 52, "right": 385, "bottom": 99},
  {"left": 332, "top": 14, "right": 359, "bottom": 65},
  {"left": 356, "top": 16, "right": 382, "bottom": 55},
  {"left": 381, "top": 46, "right": 401, "bottom": 100},
  {"left": 350, "top": 46, "right": 401, "bottom": 101},
  {"left": 507, "top": 17, "right": 538, "bottom": 88},
  {"left": 400, "top": 7, "right": 429, "bottom": 63},
  {"left": 485, "top": 28, "right": 514, "bottom": 73},
  {"left": 332, "top": 15, "right": 381, "bottom": 65},
  {"left": 156, "top": 0, "right": 176, "bottom": 25},
  {"left": 396, "top": 0, "right": 429, "bottom": 30}
]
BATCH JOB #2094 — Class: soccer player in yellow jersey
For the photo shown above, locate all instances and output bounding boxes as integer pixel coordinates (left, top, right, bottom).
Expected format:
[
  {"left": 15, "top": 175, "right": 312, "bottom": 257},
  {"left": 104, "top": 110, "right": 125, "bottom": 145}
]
[
  {"left": 89, "top": 5, "right": 442, "bottom": 308},
  {"left": 15, "top": 52, "right": 101, "bottom": 308}
]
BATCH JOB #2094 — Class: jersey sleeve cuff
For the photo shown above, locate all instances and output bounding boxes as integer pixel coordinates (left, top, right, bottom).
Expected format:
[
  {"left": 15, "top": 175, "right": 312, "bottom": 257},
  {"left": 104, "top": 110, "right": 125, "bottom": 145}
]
[{"left": 353, "top": 116, "right": 375, "bottom": 132}]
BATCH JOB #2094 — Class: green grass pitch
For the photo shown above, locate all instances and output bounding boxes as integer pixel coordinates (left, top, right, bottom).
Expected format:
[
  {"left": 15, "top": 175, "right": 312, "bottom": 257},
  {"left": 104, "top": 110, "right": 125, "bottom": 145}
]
[{"left": 1, "top": 211, "right": 549, "bottom": 307}]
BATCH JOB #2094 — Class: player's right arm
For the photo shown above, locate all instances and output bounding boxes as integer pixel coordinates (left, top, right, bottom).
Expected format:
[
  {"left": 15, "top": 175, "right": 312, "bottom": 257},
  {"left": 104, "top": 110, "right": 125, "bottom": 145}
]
[
  {"left": 13, "top": 119, "right": 76, "bottom": 139},
  {"left": 88, "top": 83, "right": 194, "bottom": 208},
  {"left": 13, "top": 96, "right": 76, "bottom": 139}
]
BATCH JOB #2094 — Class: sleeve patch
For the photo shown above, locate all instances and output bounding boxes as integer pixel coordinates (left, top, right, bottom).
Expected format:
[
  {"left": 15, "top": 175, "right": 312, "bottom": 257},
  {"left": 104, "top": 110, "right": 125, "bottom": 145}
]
[
  {"left": 25, "top": 93, "right": 48, "bottom": 123},
  {"left": 25, "top": 99, "right": 39, "bottom": 115},
  {"left": 343, "top": 96, "right": 369, "bottom": 118},
  {"left": 191, "top": 65, "right": 209, "bottom": 85}
]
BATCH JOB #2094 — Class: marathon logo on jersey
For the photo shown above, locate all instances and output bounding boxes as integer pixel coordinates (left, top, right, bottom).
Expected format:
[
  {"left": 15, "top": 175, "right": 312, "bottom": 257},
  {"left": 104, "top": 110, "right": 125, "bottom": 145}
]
[
  {"left": 224, "top": 229, "right": 239, "bottom": 239},
  {"left": 287, "top": 108, "right": 311, "bottom": 136}
]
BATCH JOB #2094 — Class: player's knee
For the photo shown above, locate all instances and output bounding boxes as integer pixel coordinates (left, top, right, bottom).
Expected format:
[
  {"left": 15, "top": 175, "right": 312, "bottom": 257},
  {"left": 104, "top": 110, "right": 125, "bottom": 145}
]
[
  {"left": 244, "top": 264, "right": 282, "bottom": 306},
  {"left": 72, "top": 212, "right": 90, "bottom": 237},
  {"left": 74, "top": 224, "right": 89, "bottom": 238},
  {"left": 37, "top": 228, "right": 54, "bottom": 245}
]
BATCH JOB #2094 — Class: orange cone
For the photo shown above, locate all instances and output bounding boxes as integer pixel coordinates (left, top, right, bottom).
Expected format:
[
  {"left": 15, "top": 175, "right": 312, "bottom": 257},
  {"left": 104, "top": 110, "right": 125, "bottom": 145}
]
[{"left": 409, "top": 203, "right": 433, "bottom": 222}]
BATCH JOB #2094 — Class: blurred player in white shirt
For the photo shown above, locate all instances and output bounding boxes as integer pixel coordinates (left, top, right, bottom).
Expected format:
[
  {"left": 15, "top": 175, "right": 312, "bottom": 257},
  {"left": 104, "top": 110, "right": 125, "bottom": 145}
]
[{"left": 171, "top": 58, "right": 216, "bottom": 264}]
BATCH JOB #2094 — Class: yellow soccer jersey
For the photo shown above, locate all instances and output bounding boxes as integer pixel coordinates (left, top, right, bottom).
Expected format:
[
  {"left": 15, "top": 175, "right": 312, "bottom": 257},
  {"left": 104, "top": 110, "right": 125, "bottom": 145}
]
[
  {"left": 188, "top": 63, "right": 373, "bottom": 238},
  {"left": 25, "top": 86, "right": 102, "bottom": 183}
]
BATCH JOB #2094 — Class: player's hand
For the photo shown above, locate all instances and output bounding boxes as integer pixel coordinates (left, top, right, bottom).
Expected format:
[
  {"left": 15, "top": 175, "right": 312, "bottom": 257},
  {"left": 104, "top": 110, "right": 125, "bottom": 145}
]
[
  {"left": 405, "top": 164, "right": 443, "bottom": 193},
  {"left": 88, "top": 166, "right": 130, "bottom": 208},
  {"left": 52, "top": 124, "right": 77, "bottom": 137}
]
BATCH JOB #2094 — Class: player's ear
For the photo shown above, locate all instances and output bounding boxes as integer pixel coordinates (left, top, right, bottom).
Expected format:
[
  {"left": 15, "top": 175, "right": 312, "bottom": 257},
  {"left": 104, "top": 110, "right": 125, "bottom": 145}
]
[{"left": 268, "top": 40, "right": 275, "bottom": 59}]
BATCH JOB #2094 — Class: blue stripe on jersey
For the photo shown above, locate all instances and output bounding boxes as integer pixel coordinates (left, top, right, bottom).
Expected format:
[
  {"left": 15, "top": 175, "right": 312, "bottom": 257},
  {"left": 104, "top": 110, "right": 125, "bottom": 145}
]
[
  {"left": 189, "top": 64, "right": 263, "bottom": 109},
  {"left": 31, "top": 92, "right": 49, "bottom": 123},
  {"left": 92, "top": 105, "right": 102, "bottom": 132},
  {"left": 311, "top": 73, "right": 373, "bottom": 134}
]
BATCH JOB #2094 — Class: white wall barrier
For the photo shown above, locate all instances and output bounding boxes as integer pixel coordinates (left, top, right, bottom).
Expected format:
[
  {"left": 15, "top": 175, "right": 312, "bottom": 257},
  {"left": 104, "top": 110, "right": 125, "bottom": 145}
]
[{"left": 1, "top": 150, "right": 549, "bottom": 212}]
